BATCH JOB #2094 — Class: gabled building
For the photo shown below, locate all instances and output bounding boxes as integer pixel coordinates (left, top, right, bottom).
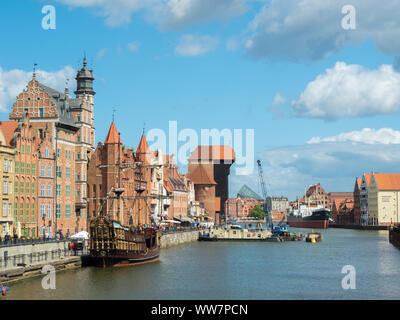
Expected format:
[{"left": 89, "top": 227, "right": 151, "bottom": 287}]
[
  {"left": 8, "top": 57, "right": 96, "bottom": 236},
  {"left": 0, "top": 123, "right": 16, "bottom": 237},
  {"left": 353, "top": 178, "right": 362, "bottom": 225},
  {"left": 360, "top": 173, "right": 373, "bottom": 225},
  {"left": 368, "top": 173, "right": 400, "bottom": 226}
]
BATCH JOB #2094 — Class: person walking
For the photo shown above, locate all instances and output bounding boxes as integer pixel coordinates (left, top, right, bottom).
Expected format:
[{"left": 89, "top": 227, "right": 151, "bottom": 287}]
[{"left": 70, "top": 241, "right": 75, "bottom": 256}]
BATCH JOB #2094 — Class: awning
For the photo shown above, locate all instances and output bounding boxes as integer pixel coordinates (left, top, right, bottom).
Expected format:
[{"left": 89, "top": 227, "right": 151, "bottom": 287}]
[
  {"left": 164, "top": 220, "right": 181, "bottom": 224},
  {"left": 174, "top": 216, "right": 194, "bottom": 223}
]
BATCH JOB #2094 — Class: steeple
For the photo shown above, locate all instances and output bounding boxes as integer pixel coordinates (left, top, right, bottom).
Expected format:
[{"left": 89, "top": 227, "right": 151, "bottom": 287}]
[
  {"left": 74, "top": 53, "right": 95, "bottom": 96},
  {"left": 104, "top": 122, "right": 122, "bottom": 144}
]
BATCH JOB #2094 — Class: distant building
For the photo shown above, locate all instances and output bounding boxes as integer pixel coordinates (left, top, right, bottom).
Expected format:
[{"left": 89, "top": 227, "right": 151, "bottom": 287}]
[
  {"left": 353, "top": 178, "right": 362, "bottom": 225},
  {"left": 302, "top": 183, "right": 328, "bottom": 208},
  {"left": 368, "top": 173, "right": 400, "bottom": 226},
  {"left": 0, "top": 124, "right": 16, "bottom": 237},
  {"left": 266, "top": 196, "right": 289, "bottom": 213},
  {"left": 360, "top": 173, "right": 373, "bottom": 225}
]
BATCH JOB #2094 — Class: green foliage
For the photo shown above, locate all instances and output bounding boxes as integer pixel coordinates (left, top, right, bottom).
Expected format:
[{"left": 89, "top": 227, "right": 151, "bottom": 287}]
[{"left": 250, "top": 204, "right": 265, "bottom": 220}]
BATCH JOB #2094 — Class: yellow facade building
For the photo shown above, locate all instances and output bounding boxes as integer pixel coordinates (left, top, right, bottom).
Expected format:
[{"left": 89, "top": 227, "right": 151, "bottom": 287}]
[
  {"left": 0, "top": 127, "right": 16, "bottom": 237},
  {"left": 368, "top": 173, "right": 400, "bottom": 226}
]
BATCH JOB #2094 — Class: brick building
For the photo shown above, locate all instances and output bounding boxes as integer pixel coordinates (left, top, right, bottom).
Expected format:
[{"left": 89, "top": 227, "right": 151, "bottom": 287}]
[
  {"left": 0, "top": 124, "right": 16, "bottom": 237},
  {"left": 7, "top": 57, "right": 95, "bottom": 236},
  {"left": 353, "top": 178, "right": 362, "bottom": 225}
]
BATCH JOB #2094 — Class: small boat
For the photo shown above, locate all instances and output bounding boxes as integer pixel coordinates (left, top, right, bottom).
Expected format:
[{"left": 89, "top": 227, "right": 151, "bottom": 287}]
[
  {"left": 306, "top": 232, "right": 322, "bottom": 243},
  {"left": 0, "top": 286, "right": 10, "bottom": 296}
]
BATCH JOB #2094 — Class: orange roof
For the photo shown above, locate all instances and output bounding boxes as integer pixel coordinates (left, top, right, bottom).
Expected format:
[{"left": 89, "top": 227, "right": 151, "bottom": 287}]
[
  {"left": 136, "top": 134, "right": 150, "bottom": 155},
  {"left": 364, "top": 173, "right": 372, "bottom": 186},
  {"left": 189, "top": 146, "right": 235, "bottom": 162},
  {"left": 187, "top": 165, "right": 216, "bottom": 185},
  {"left": 373, "top": 173, "right": 400, "bottom": 190},
  {"left": 104, "top": 122, "right": 122, "bottom": 144},
  {"left": 0, "top": 121, "right": 18, "bottom": 147}
]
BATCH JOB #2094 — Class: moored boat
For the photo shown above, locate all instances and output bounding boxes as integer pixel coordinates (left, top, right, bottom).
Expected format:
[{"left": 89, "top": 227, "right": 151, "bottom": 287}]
[
  {"left": 305, "top": 232, "right": 322, "bottom": 243},
  {"left": 89, "top": 215, "right": 161, "bottom": 267},
  {"left": 287, "top": 208, "right": 330, "bottom": 229}
]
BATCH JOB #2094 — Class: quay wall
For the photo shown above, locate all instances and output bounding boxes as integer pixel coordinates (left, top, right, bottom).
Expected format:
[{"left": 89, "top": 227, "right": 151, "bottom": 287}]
[
  {"left": 389, "top": 227, "right": 400, "bottom": 250},
  {"left": 329, "top": 224, "right": 389, "bottom": 231},
  {"left": 160, "top": 231, "right": 200, "bottom": 249},
  {"left": 0, "top": 240, "right": 87, "bottom": 284}
]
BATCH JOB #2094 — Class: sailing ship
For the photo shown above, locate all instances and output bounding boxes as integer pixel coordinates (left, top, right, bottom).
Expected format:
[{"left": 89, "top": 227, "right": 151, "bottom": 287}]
[{"left": 88, "top": 127, "right": 170, "bottom": 267}]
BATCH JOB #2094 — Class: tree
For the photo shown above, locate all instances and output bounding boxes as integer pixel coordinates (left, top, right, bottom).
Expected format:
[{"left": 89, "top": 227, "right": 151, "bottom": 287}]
[{"left": 250, "top": 204, "right": 265, "bottom": 220}]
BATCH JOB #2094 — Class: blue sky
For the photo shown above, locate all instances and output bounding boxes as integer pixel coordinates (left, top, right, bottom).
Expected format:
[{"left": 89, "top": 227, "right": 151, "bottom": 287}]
[{"left": 1, "top": 0, "right": 400, "bottom": 199}]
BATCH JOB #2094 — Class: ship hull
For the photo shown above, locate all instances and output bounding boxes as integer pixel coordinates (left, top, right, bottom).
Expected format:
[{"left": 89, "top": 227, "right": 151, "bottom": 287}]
[
  {"left": 89, "top": 246, "right": 160, "bottom": 267},
  {"left": 287, "top": 219, "right": 329, "bottom": 229}
]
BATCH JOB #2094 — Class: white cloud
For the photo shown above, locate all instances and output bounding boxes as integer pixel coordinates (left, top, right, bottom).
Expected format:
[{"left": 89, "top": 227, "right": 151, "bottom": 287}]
[
  {"left": 56, "top": 0, "right": 249, "bottom": 29},
  {"left": 96, "top": 48, "right": 108, "bottom": 60},
  {"left": 0, "top": 66, "right": 76, "bottom": 112},
  {"left": 175, "top": 34, "right": 219, "bottom": 56},
  {"left": 291, "top": 62, "right": 400, "bottom": 120},
  {"left": 308, "top": 128, "right": 400, "bottom": 145},
  {"left": 272, "top": 93, "right": 285, "bottom": 106},
  {"left": 231, "top": 132, "right": 400, "bottom": 200},
  {"left": 127, "top": 41, "right": 141, "bottom": 52},
  {"left": 245, "top": 0, "right": 400, "bottom": 60}
]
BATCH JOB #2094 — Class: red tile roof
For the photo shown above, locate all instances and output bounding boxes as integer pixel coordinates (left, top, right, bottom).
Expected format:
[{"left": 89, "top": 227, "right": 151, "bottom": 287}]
[
  {"left": 136, "top": 134, "right": 150, "bottom": 155},
  {"left": 373, "top": 173, "right": 400, "bottom": 190},
  {"left": 104, "top": 122, "right": 122, "bottom": 144},
  {"left": 0, "top": 121, "right": 18, "bottom": 146},
  {"left": 187, "top": 165, "right": 216, "bottom": 185},
  {"left": 189, "top": 146, "right": 235, "bottom": 162}
]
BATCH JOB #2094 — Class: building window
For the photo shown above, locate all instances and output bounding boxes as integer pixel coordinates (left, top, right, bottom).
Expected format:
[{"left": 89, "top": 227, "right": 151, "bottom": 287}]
[
  {"left": 41, "top": 165, "right": 45, "bottom": 177},
  {"left": 32, "top": 164, "right": 36, "bottom": 175},
  {"left": 14, "top": 204, "right": 18, "bottom": 221},
  {"left": 39, "top": 108, "right": 44, "bottom": 117},
  {"left": 40, "top": 185, "right": 45, "bottom": 197},
  {"left": 2, "top": 201, "right": 7, "bottom": 217},
  {"left": 20, "top": 182, "right": 24, "bottom": 194},
  {"left": 21, "top": 162, "right": 25, "bottom": 174},
  {"left": 2, "top": 180, "right": 8, "bottom": 195},
  {"left": 26, "top": 163, "right": 30, "bottom": 175},
  {"left": 26, "top": 203, "right": 30, "bottom": 223},
  {"left": 56, "top": 166, "right": 61, "bottom": 178},
  {"left": 15, "top": 161, "right": 19, "bottom": 174},
  {"left": 57, "top": 149, "right": 60, "bottom": 158},
  {"left": 31, "top": 183, "right": 35, "bottom": 195},
  {"left": 56, "top": 184, "right": 61, "bottom": 196},
  {"left": 47, "top": 205, "right": 51, "bottom": 219},
  {"left": 20, "top": 203, "right": 24, "bottom": 221},
  {"left": 44, "top": 148, "right": 49, "bottom": 158},
  {"left": 56, "top": 204, "right": 61, "bottom": 219},
  {"left": 47, "top": 185, "right": 52, "bottom": 197},
  {"left": 66, "top": 205, "right": 71, "bottom": 218},
  {"left": 14, "top": 182, "right": 18, "bottom": 194},
  {"left": 47, "top": 166, "right": 52, "bottom": 177},
  {"left": 3, "top": 159, "right": 8, "bottom": 173},
  {"left": 21, "top": 145, "right": 25, "bottom": 154},
  {"left": 27, "top": 146, "right": 30, "bottom": 155},
  {"left": 26, "top": 182, "right": 29, "bottom": 194},
  {"left": 66, "top": 185, "right": 70, "bottom": 197},
  {"left": 66, "top": 167, "right": 70, "bottom": 179},
  {"left": 41, "top": 205, "right": 45, "bottom": 219},
  {"left": 40, "top": 226, "right": 45, "bottom": 236},
  {"left": 31, "top": 203, "right": 35, "bottom": 222}
]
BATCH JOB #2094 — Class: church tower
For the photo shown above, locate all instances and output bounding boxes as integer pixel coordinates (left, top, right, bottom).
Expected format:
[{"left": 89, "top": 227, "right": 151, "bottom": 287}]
[{"left": 72, "top": 55, "right": 96, "bottom": 225}]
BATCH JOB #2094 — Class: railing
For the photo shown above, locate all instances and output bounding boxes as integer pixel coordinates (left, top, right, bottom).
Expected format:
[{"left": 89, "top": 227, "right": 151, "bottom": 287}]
[
  {"left": 0, "top": 246, "right": 89, "bottom": 270},
  {"left": 0, "top": 238, "right": 71, "bottom": 248}
]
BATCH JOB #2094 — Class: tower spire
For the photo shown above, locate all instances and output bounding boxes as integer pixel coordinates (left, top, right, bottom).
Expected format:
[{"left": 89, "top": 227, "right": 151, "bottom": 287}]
[
  {"left": 33, "top": 63, "right": 37, "bottom": 79},
  {"left": 83, "top": 51, "right": 87, "bottom": 68}
]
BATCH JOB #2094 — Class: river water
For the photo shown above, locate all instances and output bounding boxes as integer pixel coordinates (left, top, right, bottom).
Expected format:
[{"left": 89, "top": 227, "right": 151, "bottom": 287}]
[{"left": 4, "top": 228, "right": 400, "bottom": 300}]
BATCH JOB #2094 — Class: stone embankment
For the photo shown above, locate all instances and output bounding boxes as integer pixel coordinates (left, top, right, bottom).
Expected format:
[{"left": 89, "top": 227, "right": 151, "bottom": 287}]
[
  {"left": 0, "top": 239, "right": 86, "bottom": 284},
  {"left": 160, "top": 230, "right": 200, "bottom": 248}
]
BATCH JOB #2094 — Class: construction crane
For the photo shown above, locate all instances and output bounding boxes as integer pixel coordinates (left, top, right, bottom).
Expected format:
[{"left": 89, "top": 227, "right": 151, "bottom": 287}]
[{"left": 257, "top": 160, "right": 273, "bottom": 229}]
